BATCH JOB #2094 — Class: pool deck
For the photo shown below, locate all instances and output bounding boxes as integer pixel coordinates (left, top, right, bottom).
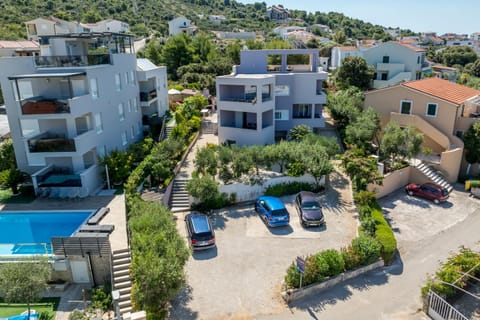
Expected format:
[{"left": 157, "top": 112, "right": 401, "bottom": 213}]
[{"left": 0, "top": 193, "right": 129, "bottom": 252}]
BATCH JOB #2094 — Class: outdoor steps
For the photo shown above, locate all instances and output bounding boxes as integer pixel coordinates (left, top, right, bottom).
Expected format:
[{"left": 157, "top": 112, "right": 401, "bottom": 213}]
[
  {"left": 170, "top": 178, "right": 191, "bottom": 212},
  {"left": 112, "top": 248, "right": 133, "bottom": 317},
  {"left": 416, "top": 162, "right": 454, "bottom": 193},
  {"left": 163, "top": 125, "right": 174, "bottom": 140}
]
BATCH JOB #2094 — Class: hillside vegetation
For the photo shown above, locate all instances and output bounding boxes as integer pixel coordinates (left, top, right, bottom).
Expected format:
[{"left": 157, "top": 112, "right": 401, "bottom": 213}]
[{"left": 0, "top": 0, "right": 400, "bottom": 40}]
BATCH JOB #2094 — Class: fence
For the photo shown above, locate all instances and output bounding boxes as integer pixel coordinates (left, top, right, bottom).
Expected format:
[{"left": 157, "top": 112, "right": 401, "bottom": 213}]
[{"left": 428, "top": 290, "right": 469, "bottom": 320}]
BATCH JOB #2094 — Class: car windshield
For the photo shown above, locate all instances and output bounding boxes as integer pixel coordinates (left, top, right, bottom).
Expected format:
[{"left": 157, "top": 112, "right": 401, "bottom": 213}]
[
  {"left": 441, "top": 189, "right": 449, "bottom": 196},
  {"left": 302, "top": 201, "right": 320, "bottom": 209},
  {"left": 271, "top": 209, "right": 288, "bottom": 217}
]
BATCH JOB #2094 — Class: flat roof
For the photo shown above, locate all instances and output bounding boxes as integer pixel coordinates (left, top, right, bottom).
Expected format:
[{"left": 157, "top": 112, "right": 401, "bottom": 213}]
[
  {"left": 39, "top": 32, "right": 133, "bottom": 39},
  {"left": 8, "top": 72, "right": 86, "bottom": 80}
]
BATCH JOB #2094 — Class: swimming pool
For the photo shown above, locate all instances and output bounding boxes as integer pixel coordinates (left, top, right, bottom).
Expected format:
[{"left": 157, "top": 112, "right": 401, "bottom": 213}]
[{"left": 0, "top": 210, "right": 94, "bottom": 256}]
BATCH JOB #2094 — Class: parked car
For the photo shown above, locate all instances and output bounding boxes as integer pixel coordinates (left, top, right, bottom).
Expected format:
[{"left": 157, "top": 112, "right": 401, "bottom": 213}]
[
  {"left": 185, "top": 212, "right": 216, "bottom": 250},
  {"left": 254, "top": 196, "right": 290, "bottom": 227},
  {"left": 405, "top": 182, "right": 449, "bottom": 204},
  {"left": 295, "top": 191, "right": 325, "bottom": 227}
]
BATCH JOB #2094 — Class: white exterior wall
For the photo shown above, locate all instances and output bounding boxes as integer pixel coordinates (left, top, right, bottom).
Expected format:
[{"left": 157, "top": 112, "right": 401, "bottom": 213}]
[
  {"left": 137, "top": 65, "right": 168, "bottom": 117},
  {"left": 168, "top": 17, "right": 192, "bottom": 36},
  {"left": 330, "top": 47, "right": 362, "bottom": 69}
]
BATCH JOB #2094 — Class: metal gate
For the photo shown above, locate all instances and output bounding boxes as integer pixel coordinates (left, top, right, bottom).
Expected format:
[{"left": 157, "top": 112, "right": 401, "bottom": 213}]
[{"left": 428, "top": 290, "right": 469, "bottom": 320}]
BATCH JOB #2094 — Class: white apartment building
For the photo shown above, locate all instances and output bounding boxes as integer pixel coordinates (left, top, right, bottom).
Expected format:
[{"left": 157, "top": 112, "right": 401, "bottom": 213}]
[
  {"left": 137, "top": 59, "right": 168, "bottom": 117},
  {"left": 0, "top": 32, "right": 162, "bottom": 197},
  {"left": 168, "top": 17, "right": 197, "bottom": 37},
  {"left": 216, "top": 49, "right": 327, "bottom": 146}
]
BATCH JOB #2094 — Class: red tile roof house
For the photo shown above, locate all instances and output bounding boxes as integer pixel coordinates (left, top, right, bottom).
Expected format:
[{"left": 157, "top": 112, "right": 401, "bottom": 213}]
[
  {"left": 365, "top": 77, "right": 480, "bottom": 185},
  {"left": 0, "top": 40, "right": 39, "bottom": 57}
]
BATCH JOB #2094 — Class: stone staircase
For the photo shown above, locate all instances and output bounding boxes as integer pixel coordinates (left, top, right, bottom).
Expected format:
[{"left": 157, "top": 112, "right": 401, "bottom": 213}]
[
  {"left": 163, "top": 125, "right": 174, "bottom": 140},
  {"left": 170, "top": 178, "right": 191, "bottom": 212},
  {"left": 416, "top": 162, "right": 454, "bottom": 193},
  {"left": 112, "top": 248, "right": 133, "bottom": 316}
]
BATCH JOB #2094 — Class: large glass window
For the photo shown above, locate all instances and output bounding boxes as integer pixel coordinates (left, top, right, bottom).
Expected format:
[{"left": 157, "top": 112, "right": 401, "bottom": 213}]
[
  {"left": 121, "top": 131, "right": 127, "bottom": 145},
  {"left": 274, "top": 85, "right": 290, "bottom": 96},
  {"left": 274, "top": 110, "right": 289, "bottom": 120},
  {"left": 400, "top": 100, "right": 412, "bottom": 114},
  {"left": 293, "top": 104, "right": 312, "bottom": 118}
]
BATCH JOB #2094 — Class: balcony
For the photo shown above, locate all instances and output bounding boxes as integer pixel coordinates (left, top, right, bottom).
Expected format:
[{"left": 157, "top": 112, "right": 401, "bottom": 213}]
[
  {"left": 34, "top": 54, "right": 111, "bottom": 68},
  {"left": 36, "top": 167, "right": 82, "bottom": 188},
  {"left": 140, "top": 89, "right": 157, "bottom": 102},
  {"left": 220, "top": 92, "right": 257, "bottom": 103},
  {"left": 21, "top": 98, "right": 70, "bottom": 115},
  {"left": 26, "top": 129, "right": 95, "bottom": 154},
  {"left": 28, "top": 133, "right": 75, "bottom": 153}
]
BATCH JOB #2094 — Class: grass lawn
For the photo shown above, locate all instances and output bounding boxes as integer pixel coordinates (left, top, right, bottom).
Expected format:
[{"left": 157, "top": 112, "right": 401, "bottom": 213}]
[
  {"left": 0, "top": 189, "right": 35, "bottom": 204},
  {"left": 0, "top": 298, "right": 60, "bottom": 318}
]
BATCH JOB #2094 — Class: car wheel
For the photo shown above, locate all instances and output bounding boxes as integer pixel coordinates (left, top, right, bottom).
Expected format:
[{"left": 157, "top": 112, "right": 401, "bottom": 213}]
[
  {"left": 408, "top": 191, "right": 414, "bottom": 196},
  {"left": 433, "top": 198, "right": 440, "bottom": 204}
]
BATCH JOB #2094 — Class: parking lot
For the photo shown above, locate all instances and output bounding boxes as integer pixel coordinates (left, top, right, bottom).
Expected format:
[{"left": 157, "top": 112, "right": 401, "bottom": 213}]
[
  {"left": 169, "top": 169, "right": 358, "bottom": 319},
  {"left": 379, "top": 185, "right": 480, "bottom": 248}
]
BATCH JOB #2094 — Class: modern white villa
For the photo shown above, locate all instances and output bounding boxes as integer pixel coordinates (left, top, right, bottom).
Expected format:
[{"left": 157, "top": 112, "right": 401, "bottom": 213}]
[
  {"left": 216, "top": 49, "right": 327, "bottom": 146},
  {"left": 0, "top": 32, "right": 168, "bottom": 197}
]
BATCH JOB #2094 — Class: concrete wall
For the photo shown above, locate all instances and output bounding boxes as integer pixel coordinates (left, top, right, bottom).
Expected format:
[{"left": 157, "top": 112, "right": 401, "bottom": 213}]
[
  {"left": 219, "top": 174, "right": 323, "bottom": 202},
  {"left": 368, "top": 166, "right": 411, "bottom": 198}
]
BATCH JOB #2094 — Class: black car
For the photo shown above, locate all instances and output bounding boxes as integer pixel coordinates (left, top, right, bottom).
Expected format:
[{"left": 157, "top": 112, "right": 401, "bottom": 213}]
[
  {"left": 295, "top": 191, "right": 325, "bottom": 227},
  {"left": 185, "top": 212, "right": 216, "bottom": 251}
]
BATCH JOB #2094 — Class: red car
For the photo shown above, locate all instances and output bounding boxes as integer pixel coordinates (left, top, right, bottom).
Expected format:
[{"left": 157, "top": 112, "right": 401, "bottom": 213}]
[{"left": 405, "top": 182, "right": 449, "bottom": 204}]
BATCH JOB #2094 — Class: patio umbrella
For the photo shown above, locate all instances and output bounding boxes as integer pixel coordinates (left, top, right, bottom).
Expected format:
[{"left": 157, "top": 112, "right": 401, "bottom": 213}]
[{"left": 168, "top": 89, "right": 181, "bottom": 95}]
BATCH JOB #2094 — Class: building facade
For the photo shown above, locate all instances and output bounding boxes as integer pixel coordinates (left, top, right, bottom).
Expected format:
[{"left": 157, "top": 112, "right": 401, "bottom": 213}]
[
  {"left": 365, "top": 77, "right": 480, "bottom": 181},
  {"left": 216, "top": 49, "right": 327, "bottom": 146},
  {"left": 136, "top": 59, "right": 168, "bottom": 117},
  {"left": 168, "top": 17, "right": 197, "bottom": 37},
  {"left": 0, "top": 33, "right": 147, "bottom": 196}
]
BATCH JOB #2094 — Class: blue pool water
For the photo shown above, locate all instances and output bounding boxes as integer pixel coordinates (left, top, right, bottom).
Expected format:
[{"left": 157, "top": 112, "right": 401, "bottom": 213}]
[{"left": 0, "top": 211, "right": 93, "bottom": 255}]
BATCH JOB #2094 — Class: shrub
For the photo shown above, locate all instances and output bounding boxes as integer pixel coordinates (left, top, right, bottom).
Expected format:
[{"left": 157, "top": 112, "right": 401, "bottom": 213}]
[
  {"left": 303, "top": 255, "right": 324, "bottom": 286},
  {"left": 470, "top": 180, "right": 480, "bottom": 188},
  {"left": 315, "top": 249, "right": 345, "bottom": 277},
  {"left": 285, "top": 263, "right": 301, "bottom": 288},
  {"left": 90, "top": 286, "right": 112, "bottom": 311},
  {"left": 341, "top": 245, "right": 362, "bottom": 271},
  {"left": 360, "top": 216, "right": 376, "bottom": 237},
  {"left": 264, "top": 181, "right": 317, "bottom": 197},
  {"left": 371, "top": 208, "right": 397, "bottom": 265},
  {"left": 351, "top": 235, "right": 381, "bottom": 266},
  {"left": 354, "top": 190, "right": 377, "bottom": 207}
]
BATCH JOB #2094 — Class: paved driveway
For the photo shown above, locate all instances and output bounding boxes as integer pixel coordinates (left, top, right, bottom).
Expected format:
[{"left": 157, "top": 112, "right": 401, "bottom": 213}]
[
  {"left": 169, "top": 169, "right": 358, "bottom": 320},
  {"left": 378, "top": 185, "right": 478, "bottom": 249}
]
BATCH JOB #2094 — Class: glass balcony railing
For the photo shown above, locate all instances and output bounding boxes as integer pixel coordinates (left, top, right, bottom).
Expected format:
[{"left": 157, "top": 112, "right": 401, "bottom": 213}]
[
  {"left": 34, "top": 54, "right": 111, "bottom": 68},
  {"left": 37, "top": 169, "right": 82, "bottom": 188},
  {"left": 21, "top": 98, "right": 70, "bottom": 115},
  {"left": 28, "top": 134, "right": 75, "bottom": 152}
]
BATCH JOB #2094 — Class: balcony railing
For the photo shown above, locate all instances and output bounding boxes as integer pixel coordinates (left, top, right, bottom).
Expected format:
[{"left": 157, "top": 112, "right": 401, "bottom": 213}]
[
  {"left": 37, "top": 167, "right": 81, "bottom": 188},
  {"left": 221, "top": 122, "right": 257, "bottom": 130},
  {"left": 140, "top": 89, "right": 157, "bottom": 102},
  {"left": 21, "top": 98, "right": 70, "bottom": 115},
  {"left": 221, "top": 92, "right": 256, "bottom": 103},
  {"left": 28, "top": 133, "right": 75, "bottom": 152},
  {"left": 34, "top": 54, "right": 111, "bottom": 68}
]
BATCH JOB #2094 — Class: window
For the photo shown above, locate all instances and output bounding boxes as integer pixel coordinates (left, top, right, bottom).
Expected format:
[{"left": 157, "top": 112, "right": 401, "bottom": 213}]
[
  {"left": 293, "top": 104, "right": 311, "bottom": 118},
  {"left": 90, "top": 78, "right": 99, "bottom": 99},
  {"left": 137, "top": 122, "right": 142, "bottom": 135},
  {"left": 381, "top": 73, "right": 388, "bottom": 81},
  {"left": 417, "top": 56, "right": 420, "bottom": 64},
  {"left": 133, "top": 98, "right": 138, "bottom": 112},
  {"left": 99, "top": 145, "right": 108, "bottom": 157},
  {"left": 274, "top": 110, "right": 289, "bottom": 120},
  {"left": 400, "top": 100, "right": 412, "bottom": 114},
  {"left": 121, "top": 131, "right": 127, "bottom": 146},
  {"left": 426, "top": 103, "right": 437, "bottom": 117},
  {"left": 118, "top": 103, "right": 125, "bottom": 121},
  {"left": 124, "top": 72, "right": 129, "bottom": 85},
  {"left": 274, "top": 85, "right": 290, "bottom": 96},
  {"left": 131, "top": 126, "right": 135, "bottom": 139},
  {"left": 455, "top": 130, "right": 464, "bottom": 139},
  {"left": 14, "top": 81, "right": 33, "bottom": 100},
  {"left": 95, "top": 113, "right": 103, "bottom": 133},
  {"left": 127, "top": 100, "right": 132, "bottom": 113},
  {"left": 382, "top": 56, "right": 390, "bottom": 63},
  {"left": 115, "top": 73, "right": 121, "bottom": 91},
  {"left": 130, "top": 71, "right": 135, "bottom": 84}
]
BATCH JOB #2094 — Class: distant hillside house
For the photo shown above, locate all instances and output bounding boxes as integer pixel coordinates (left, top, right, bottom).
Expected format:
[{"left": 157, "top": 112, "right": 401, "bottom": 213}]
[
  {"left": 331, "top": 41, "right": 429, "bottom": 89},
  {"left": 214, "top": 31, "right": 256, "bottom": 40},
  {"left": 273, "top": 25, "right": 306, "bottom": 37},
  {"left": 80, "top": 19, "right": 129, "bottom": 33},
  {"left": 308, "top": 24, "right": 331, "bottom": 34},
  {"left": 266, "top": 5, "right": 289, "bottom": 22},
  {"left": 168, "top": 16, "right": 197, "bottom": 37},
  {"left": 0, "top": 40, "right": 39, "bottom": 57},
  {"left": 208, "top": 15, "right": 226, "bottom": 24}
]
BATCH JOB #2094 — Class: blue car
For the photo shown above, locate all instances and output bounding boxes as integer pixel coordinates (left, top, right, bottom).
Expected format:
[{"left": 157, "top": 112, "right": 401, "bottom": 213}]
[{"left": 255, "top": 196, "right": 290, "bottom": 227}]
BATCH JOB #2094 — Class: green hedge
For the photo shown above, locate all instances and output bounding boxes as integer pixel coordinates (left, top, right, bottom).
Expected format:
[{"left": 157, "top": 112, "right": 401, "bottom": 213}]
[
  {"left": 470, "top": 180, "right": 480, "bottom": 188},
  {"left": 371, "top": 207, "right": 397, "bottom": 265},
  {"left": 284, "top": 236, "right": 381, "bottom": 289},
  {"left": 264, "top": 181, "right": 319, "bottom": 197}
]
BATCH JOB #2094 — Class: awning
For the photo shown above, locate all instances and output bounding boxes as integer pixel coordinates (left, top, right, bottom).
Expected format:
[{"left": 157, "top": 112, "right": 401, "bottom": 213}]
[{"left": 8, "top": 72, "right": 86, "bottom": 80}]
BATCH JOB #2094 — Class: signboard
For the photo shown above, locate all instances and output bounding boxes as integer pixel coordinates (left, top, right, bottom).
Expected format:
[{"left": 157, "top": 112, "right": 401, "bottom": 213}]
[{"left": 296, "top": 256, "right": 306, "bottom": 274}]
